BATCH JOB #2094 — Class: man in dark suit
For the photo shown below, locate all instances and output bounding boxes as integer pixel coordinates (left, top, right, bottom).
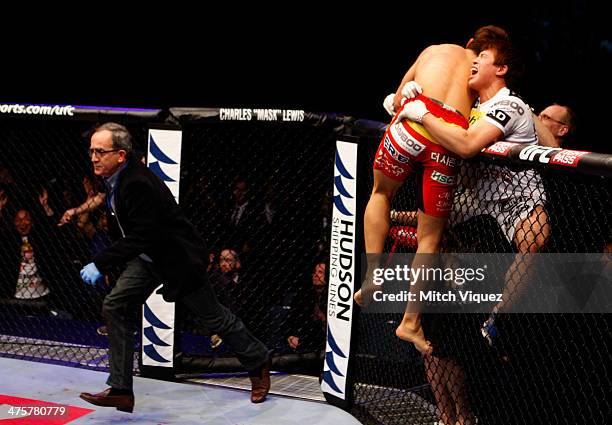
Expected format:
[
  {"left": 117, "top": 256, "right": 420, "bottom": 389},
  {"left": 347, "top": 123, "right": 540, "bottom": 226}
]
[{"left": 78, "top": 123, "right": 270, "bottom": 413}]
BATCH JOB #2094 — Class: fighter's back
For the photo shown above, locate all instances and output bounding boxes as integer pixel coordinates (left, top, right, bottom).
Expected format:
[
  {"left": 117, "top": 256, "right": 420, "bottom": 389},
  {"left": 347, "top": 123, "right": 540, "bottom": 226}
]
[{"left": 414, "top": 44, "right": 476, "bottom": 118}]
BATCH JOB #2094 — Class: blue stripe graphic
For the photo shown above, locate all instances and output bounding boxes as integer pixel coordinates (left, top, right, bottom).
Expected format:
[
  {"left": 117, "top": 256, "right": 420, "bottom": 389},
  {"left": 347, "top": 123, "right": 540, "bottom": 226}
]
[
  {"left": 144, "top": 304, "right": 172, "bottom": 329},
  {"left": 144, "top": 326, "right": 170, "bottom": 346},
  {"left": 148, "top": 161, "right": 176, "bottom": 182},
  {"left": 335, "top": 150, "right": 354, "bottom": 179},
  {"left": 143, "top": 344, "right": 170, "bottom": 363},
  {"left": 149, "top": 135, "right": 178, "bottom": 164}
]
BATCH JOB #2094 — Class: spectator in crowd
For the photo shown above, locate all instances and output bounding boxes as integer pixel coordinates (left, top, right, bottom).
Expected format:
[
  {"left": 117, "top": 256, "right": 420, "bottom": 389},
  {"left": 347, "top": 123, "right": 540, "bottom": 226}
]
[
  {"left": 229, "top": 179, "right": 253, "bottom": 228},
  {"left": 206, "top": 250, "right": 218, "bottom": 273},
  {"left": 6, "top": 194, "right": 78, "bottom": 318},
  {"left": 0, "top": 172, "right": 88, "bottom": 316},
  {"left": 538, "top": 103, "right": 576, "bottom": 147},
  {"left": 181, "top": 173, "right": 220, "bottom": 241},
  {"left": 0, "top": 167, "right": 19, "bottom": 230},
  {"left": 286, "top": 260, "right": 328, "bottom": 356},
  {"left": 212, "top": 247, "right": 270, "bottom": 336},
  {"left": 12, "top": 209, "right": 51, "bottom": 301},
  {"left": 37, "top": 187, "right": 55, "bottom": 218},
  {"left": 0, "top": 167, "right": 13, "bottom": 187},
  {"left": 263, "top": 182, "right": 277, "bottom": 226},
  {"left": 209, "top": 248, "right": 243, "bottom": 314},
  {"left": 313, "top": 191, "right": 332, "bottom": 256},
  {"left": 225, "top": 178, "right": 266, "bottom": 257},
  {"left": 0, "top": 186, "right": 11, "bottom": 231},
  {"left": 206, "top": 247, "right": 244, "bottom": 348},
  {"left": 219, "top": 248, "right": 241, "bottom": 276}
]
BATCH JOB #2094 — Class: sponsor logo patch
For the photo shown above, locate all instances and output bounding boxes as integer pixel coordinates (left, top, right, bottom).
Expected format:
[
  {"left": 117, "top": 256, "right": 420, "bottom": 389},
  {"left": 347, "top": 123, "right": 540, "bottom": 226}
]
[
  {"left": 384, "top": 137, "right": 410, "bottom": 163},
  {"left": 484, "top": 142, "right": 516, "bottom": 156},
  {"left": 549, "top": 149, "right": 590, "bottom": 167},
  {"left": 389, "top": 123, "right": 426, "bottom": 157},
  {"left": 431, "top": 170, "right": 456, "bottom": 185},
  {"left": 430, "top": 151, "right": 460, "bottom": 167},
  {"left": 486, "top": 109, "right": 511, "bottom": 127}
]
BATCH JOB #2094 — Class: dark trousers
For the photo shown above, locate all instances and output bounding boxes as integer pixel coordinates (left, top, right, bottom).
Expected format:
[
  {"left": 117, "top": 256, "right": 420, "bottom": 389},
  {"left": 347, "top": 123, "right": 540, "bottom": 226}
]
[{"left": 102, "top": 258, "right": 268, "bottom": 390}]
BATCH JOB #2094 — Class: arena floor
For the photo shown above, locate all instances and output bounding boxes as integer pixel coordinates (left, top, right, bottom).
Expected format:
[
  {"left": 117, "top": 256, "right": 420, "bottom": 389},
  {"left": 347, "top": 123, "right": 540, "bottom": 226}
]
[{"left": 0, "top": 357, "right": 361, "bottom": 424}]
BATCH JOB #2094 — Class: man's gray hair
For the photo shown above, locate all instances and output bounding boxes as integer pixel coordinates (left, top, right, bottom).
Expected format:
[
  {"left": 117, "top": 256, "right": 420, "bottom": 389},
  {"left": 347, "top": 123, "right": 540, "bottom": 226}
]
[{"left": 95, "top": 122, "right": 133, "bottom": 153}]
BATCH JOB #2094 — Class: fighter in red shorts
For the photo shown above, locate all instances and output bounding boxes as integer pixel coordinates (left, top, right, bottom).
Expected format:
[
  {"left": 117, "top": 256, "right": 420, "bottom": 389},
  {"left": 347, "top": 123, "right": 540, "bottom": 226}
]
[
  {"left": 354, "top": 26, "right": 508, "bottom": 360},
  {"left": 374, "top": 94, "right": 468, "bottom": 217}
]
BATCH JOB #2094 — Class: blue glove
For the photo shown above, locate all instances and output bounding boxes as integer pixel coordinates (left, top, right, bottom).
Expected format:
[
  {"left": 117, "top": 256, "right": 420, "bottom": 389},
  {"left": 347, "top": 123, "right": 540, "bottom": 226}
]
[
  {"left": 80, "top": 262, "right": 103, "bottom": 286},
  {"left": 481, "top": 312, "right": 499, "bottom": 347}
]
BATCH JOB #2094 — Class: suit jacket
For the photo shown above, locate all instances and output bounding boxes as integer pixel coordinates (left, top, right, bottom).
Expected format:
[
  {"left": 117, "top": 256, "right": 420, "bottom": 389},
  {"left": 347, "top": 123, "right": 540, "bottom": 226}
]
[{"left": 93, "top": 160, "right": 208, "bottom": 302}]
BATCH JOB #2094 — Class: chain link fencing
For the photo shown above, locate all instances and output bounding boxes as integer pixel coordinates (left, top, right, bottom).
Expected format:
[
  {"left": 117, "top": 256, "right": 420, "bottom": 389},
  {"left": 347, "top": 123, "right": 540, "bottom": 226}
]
[{"left": 351, "top": 138, "right": 612, "bottom": 424}]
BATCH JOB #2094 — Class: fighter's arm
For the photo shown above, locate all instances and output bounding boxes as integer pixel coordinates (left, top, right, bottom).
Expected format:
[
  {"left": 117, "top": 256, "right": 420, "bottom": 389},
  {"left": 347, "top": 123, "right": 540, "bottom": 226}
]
[
  {"left": 420, "top": 114, "right": 503, "bottom": 159},
  {"left": 533, "top": 112, "right": 559, "bottom": 147}
]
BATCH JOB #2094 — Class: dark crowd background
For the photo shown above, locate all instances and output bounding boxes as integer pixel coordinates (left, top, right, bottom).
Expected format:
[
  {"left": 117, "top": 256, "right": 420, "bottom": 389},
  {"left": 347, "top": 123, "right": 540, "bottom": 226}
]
[{"left": 3, "top": 2, "right": 610, "bottom": 152}]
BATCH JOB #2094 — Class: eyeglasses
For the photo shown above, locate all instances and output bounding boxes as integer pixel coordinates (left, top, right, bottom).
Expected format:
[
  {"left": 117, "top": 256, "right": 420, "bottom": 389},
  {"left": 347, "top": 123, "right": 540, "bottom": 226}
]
[
  {"left": 539, "top": 113, "right": 567, "bottom": 126},
  {"left": 88, "top": 148, "right": 121, "bottom": 158}
]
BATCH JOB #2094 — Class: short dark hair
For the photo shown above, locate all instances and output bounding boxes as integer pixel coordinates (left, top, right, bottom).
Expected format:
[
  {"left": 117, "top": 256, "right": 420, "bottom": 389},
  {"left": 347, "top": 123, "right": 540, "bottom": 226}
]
[
  {"left": 468, "top": 25, "right": 509, "bottom": 54},
  {"left": 482, "top": 38, "right": 523, "bottom": 87},
  {"left": 468, "top": 25, "right": 523, "bottom": 87}
]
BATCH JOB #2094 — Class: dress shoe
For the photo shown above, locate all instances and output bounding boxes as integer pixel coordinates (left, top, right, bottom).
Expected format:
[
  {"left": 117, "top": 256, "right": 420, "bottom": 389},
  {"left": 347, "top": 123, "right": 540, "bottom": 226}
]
[
  {"left": 248, "top": 358, "right": 271, "bottom": 403},
  {"left": 79, "top": 388, "right": 134, "bottom": 413}
]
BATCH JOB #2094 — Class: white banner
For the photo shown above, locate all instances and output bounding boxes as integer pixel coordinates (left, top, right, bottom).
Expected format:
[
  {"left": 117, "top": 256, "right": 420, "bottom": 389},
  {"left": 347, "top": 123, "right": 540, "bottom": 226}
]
[
  {"left": 142, "top": 285, "right": 175, "bottom": 367},
  {"left": 146, "top": 129, "right": 182, "bottom": 203},
  {"left": 142, "top": 128, "right": 182, "bottom": 367},
  {"left": 321, "top": 141, "right": 357, "bottom": 399}
]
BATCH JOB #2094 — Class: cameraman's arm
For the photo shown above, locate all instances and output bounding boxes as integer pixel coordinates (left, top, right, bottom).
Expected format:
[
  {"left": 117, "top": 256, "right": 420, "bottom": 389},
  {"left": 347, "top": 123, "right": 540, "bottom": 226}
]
[
  {"left": 38, "top": 188, "right": 54, "bottom": 217},
  {"left": 58, "top": 192, "right": 106, "bottom": 226},
  {"left": 534, "top": 112, "right": 559, "bottom": 147}
]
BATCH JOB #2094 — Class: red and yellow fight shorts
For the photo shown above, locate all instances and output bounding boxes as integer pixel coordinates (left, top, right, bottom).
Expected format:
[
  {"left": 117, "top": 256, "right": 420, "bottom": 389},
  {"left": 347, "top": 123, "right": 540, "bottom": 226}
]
[{"left": 373, "top": 94, "right": 469, "bottom": 217}]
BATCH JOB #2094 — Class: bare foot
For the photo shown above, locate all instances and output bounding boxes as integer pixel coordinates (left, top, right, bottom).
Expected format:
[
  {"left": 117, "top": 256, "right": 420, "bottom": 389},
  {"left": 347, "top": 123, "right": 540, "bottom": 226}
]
[
  {"left": 354, "top": 289, "right": 365, "bottom": 306},
  {"left": 396, "top": 324, "right": 433, "bottom": 356},
  {"left": 354, "top": 279, "right": 378, "bottom": 307}
]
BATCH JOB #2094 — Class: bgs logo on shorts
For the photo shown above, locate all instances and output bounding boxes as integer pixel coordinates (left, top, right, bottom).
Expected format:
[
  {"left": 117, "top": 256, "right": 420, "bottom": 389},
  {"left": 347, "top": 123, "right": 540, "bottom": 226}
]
[
  {"left": 384, "top": 137, "right": 409, "bottom": 163},
  {"left": 390, "top": 123, "right": 425, "bottom": 157},
  {"left": 431, "top": 171, "right": 456, "bottom": 185}
]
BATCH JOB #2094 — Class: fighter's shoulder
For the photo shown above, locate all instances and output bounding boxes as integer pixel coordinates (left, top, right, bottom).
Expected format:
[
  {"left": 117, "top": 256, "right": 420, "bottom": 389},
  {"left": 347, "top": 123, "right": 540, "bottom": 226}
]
[
  {"left": 420, "top": 43, "right": 464, "bottom": 56},
  {"left": 434, "top": 43, "right": 464, "bottom": 49},
  {"left": 490, "top": 89, "right": 531, "bottom": 112}
]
